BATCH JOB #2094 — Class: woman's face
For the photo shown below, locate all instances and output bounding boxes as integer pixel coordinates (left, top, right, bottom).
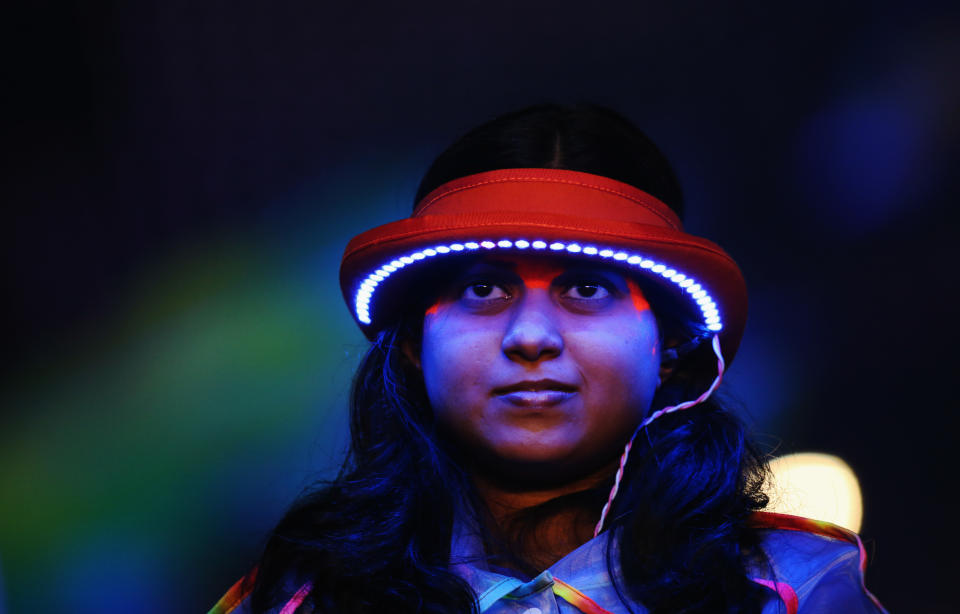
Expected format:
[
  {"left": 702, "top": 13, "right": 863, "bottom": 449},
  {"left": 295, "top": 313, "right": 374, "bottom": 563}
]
[{"left": 418, "top": 253, "right": 662, "bottom": 484}]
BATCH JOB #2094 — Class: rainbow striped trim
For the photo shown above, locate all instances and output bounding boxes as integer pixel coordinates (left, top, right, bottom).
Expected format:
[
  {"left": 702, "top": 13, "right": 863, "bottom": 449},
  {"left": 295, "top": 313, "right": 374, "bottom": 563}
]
[
  {"left": 207, "top": 569, "right": 312, "bottom": 614},
  {"left": 207, "top": 569, "right": 256, "bottom": 614},
  {"left": 750, "top": 577, "right": 799, "bottom": 614},
  {"left": 551, "top": 577, "right": 614, "bottom": 614}
]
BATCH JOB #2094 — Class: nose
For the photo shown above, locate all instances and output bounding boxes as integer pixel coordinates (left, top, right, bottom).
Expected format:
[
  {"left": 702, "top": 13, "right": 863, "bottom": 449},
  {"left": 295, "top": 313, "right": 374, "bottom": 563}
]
[{"left": 501, "top": 291, "right": 564, "bottom": 363}]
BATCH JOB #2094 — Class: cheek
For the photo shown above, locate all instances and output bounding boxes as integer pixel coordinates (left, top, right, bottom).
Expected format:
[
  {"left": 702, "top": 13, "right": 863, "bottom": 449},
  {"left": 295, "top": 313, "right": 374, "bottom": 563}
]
[
  {"left": 420, "top": 316, "right": 455, "bottom": 401},
  {"left": 587, "top": 331, "right": 659, "bottom": 387},
  {"left": 574, "top": 314, "right": 661, "bottom": 407},
  {"left": 420, "top": 308, "right": 489, "bottom": 411}
]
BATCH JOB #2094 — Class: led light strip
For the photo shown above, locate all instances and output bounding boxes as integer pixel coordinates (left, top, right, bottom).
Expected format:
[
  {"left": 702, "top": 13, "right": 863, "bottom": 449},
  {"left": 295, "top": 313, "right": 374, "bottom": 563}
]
[{"left": 354, "top": 239, "right": 722, "bottom": 332}]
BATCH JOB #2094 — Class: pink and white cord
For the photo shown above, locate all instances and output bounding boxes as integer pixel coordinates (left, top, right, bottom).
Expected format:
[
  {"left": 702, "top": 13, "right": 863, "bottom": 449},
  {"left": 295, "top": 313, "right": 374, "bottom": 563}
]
[{"left": 593, "top": 334, "right": 726, "bottom": 537}]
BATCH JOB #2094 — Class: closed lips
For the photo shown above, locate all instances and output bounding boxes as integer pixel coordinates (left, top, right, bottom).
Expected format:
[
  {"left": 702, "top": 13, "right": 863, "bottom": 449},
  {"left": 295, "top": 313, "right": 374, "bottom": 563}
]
[{"left": 493, "top": 380, "right": 577, "bottom": 394}]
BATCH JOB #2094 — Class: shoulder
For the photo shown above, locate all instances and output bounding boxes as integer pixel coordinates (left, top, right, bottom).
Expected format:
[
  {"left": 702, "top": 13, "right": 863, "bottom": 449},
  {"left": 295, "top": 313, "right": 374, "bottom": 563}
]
[
  {"left": 207, "top": 569, "right": 315, "bottom": 614},
  {"left": 746, "top": 511, "right": 887, "bottom": 614},
  {"left": 748, "top": 510, "right": 866, "bottom": 583}
]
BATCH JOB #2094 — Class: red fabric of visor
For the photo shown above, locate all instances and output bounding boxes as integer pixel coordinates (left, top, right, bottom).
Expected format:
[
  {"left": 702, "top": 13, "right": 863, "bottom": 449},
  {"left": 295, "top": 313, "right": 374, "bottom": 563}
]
[{"left": 413, "top": 168, "right": 682, "bottom": 229}]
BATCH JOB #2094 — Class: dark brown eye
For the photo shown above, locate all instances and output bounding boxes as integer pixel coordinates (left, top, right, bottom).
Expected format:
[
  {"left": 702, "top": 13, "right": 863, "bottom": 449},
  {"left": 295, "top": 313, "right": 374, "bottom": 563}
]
[
  {"left": 462, "top": 284, "right": 508, "bottom": 300},
  {"left": 561, "top": 284, "right": 609, "bottom": 300}
]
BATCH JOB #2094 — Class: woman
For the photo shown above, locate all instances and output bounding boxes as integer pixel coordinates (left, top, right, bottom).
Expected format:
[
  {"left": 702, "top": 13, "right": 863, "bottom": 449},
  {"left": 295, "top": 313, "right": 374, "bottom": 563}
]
[{"left": 210, "top": 105, "right": 887, "bottom": 613}]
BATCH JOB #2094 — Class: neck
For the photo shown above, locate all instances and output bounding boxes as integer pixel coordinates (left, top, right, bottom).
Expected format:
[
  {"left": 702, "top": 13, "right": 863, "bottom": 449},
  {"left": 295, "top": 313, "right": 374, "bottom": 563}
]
[{"left": 471, "top": 463, "right": 615, "bottom": 573}]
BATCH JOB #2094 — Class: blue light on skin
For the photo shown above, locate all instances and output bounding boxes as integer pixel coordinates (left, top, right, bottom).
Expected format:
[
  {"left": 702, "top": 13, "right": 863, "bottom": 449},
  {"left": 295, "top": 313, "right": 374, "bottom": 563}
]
[{"left": 414, "top": 254, "right": 666, "bottom": 487}]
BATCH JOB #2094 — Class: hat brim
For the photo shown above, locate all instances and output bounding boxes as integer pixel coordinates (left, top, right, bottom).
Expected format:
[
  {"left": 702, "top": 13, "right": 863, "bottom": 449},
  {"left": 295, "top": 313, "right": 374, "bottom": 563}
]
[{"left": 339, "top": 211, "right": 747, "bottom": 365}]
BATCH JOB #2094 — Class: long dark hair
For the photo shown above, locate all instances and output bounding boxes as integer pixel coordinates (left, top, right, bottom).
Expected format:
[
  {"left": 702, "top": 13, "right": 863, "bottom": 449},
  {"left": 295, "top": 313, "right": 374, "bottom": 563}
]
[{"left": 250, "top": 104, "right": 770, "bottom": 613}]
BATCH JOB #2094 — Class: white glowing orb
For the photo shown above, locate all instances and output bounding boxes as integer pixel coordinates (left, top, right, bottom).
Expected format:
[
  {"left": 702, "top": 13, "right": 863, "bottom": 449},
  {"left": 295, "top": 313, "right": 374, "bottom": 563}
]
[{"left": 765, "top": 452, "right": 863, "bottom": 532}]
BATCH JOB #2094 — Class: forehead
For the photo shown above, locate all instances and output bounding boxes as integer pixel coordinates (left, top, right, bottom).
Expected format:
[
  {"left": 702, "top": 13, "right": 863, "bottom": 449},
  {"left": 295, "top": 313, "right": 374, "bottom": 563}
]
[{"left": 452, "top": 253, "right": 626, "bottom": 278}]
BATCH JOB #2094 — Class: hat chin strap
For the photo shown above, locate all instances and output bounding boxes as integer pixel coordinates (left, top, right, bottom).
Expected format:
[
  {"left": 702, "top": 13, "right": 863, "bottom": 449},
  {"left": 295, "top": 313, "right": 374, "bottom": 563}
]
[{"left": 593, "top": 334, "right": 726, "bottom": 537}]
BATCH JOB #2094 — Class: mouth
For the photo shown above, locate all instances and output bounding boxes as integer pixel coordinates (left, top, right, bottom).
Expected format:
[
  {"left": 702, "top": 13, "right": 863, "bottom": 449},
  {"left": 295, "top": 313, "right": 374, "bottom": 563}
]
[{"left": 493, "top": 380, "right": 577, "bottom": 407}]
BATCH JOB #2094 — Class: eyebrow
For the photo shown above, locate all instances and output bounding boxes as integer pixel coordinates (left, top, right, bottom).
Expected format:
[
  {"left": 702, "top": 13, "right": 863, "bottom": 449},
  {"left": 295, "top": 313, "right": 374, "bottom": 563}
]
[{"left": 459, "top": 258, "right": 628, "bottom": 281}]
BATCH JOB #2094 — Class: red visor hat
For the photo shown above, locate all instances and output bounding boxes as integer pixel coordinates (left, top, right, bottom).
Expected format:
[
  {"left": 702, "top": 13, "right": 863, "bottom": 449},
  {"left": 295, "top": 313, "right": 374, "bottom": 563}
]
[{"left": 339, "top": 168, "right": 748, "bottom": 365}]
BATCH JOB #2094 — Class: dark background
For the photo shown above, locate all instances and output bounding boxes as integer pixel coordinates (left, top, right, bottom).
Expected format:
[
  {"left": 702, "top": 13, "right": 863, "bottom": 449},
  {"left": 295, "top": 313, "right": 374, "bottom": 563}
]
[{"left": 3, "top": 2, "right": 958, "bottom": 612}]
